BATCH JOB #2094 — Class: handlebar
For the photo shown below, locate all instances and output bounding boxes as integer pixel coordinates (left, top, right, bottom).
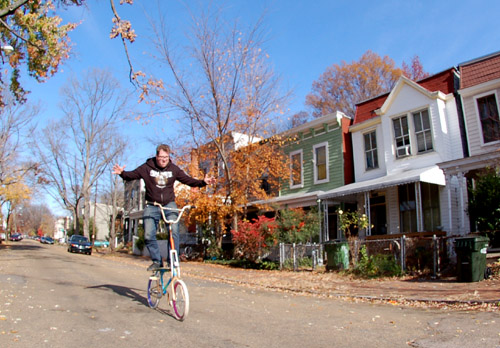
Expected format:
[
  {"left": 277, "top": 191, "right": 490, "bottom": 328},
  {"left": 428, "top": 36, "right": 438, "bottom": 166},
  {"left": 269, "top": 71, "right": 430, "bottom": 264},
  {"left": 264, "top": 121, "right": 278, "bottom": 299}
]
[{"left": 153, "top": 203, "right": 194, "bottom": 224}]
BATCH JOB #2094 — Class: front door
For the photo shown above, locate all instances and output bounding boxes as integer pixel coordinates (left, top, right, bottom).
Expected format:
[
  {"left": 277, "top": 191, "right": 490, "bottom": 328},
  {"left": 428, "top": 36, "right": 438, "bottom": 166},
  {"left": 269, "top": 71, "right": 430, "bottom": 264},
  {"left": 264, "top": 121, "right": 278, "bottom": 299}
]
[{"left": 370, "top": 194, "right": 387, "bottom": 235}]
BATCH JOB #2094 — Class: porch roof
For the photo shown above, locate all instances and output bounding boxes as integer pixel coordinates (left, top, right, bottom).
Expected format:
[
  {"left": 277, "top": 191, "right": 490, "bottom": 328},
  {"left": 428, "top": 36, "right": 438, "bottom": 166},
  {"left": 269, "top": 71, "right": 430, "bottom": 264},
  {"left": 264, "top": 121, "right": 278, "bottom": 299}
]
[
  {"left": 250, "top": 190, "right": 324, "bottom": 209},
  {"left": 438, "top": 149, "right": 500, "bottom": 176},
  {"left": 319, "top": 165, "right": 445, "bottom": 200}
]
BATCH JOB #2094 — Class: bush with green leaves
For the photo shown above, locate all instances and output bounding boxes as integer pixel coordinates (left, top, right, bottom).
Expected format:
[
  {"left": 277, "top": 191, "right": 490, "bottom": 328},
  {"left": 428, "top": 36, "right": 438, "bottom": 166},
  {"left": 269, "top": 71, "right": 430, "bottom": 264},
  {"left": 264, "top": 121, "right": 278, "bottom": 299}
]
[
  {"left": 468, "top": 168, "right": 500, "bottom": 246},
  {"left": 282, "top": 257, "right": 313, "bottom": 270},
  {"left": 67, "top": 218, "right": 98, "bottom": 239},
  {"left": 275, "top": 207, "right": 320, "bottom": 244},
  {"left": 352, "top": 245, "right": 402, "bottom": 278}
]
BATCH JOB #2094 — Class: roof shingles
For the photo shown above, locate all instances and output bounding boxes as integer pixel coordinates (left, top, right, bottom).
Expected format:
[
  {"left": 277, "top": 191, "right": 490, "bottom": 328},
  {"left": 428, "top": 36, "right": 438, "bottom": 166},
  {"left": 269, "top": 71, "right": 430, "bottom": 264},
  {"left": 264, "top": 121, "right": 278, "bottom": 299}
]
[{"left": 460, "top": 52, "right": 500, "bottom": 89}]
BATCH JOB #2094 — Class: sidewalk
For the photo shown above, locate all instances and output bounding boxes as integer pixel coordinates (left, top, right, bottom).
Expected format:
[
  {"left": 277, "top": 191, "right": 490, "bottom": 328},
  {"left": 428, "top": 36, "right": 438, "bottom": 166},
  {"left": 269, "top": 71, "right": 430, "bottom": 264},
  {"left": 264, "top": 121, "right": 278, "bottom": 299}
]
[{"left": 95, "top": 250, "right": 500, "bottom": 310}]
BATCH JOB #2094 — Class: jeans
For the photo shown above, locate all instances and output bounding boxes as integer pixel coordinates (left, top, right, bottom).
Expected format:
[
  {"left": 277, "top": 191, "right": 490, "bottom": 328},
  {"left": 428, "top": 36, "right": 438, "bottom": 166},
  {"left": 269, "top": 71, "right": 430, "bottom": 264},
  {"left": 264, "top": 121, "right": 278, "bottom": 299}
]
[{"left": 143, "top": 201, "right": 179, "bottom": 266}]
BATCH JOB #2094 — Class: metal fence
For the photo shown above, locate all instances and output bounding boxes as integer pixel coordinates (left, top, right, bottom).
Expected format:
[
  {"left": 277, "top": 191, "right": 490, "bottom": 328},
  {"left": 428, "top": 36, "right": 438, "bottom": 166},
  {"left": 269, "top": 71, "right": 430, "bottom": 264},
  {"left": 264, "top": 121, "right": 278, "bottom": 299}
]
[
  {"left": 348, "top": 235, "right": 450, "bottom": 277},
  {"left": 265, "top": 243, "right": 324, "bottom": 271},
  {"left": 273, "top": 235, "right": 457, "bottom": 276}
]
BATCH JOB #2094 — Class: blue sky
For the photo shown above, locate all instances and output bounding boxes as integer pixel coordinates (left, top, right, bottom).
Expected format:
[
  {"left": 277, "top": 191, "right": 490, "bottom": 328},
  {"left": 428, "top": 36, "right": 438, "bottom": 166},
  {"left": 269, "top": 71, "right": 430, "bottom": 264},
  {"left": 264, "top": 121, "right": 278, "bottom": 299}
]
[{"left": 21, "top": 0, "right": 500, "bottom": 212}]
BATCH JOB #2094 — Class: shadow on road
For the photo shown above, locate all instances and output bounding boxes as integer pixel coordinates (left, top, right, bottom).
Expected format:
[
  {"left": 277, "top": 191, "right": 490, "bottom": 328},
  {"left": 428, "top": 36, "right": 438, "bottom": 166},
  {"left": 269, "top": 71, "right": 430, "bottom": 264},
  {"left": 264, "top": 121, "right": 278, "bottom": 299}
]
[
  {"left": 86, "top": 284, "right": 177, "bottom": 319},
  {"left": 87, "top": 284, "right": 149, "bottom": 307},
  {"left": 0, "top": 241, "right": 44, "bottom": 251}
]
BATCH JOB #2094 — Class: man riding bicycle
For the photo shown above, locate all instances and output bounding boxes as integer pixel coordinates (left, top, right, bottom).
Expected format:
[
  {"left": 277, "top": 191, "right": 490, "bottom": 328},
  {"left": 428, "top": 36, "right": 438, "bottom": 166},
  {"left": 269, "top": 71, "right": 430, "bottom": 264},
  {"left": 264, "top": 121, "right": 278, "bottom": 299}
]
[{"left": 113, "top": 144, "right": 216, "bottom": 271}]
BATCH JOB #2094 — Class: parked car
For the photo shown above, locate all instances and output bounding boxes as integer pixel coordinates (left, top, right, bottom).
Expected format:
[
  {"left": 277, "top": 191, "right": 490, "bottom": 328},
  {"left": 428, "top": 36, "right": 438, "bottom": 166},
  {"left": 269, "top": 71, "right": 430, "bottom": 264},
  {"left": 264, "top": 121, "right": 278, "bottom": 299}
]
[
  {"left": 40, "top": 236, "right": 55, "bottom": 244},
  {"left": 10, "top": 233, "right": 23, "bottom": 241},
  {"left": 0, "top": 232, "right": 6, "bottom": 241},
  {"left": 93, "top": 240, "right": 110, "bottom": 248},
  {"left": 67, "top": 235, "right": 92, "bottom": 255}
]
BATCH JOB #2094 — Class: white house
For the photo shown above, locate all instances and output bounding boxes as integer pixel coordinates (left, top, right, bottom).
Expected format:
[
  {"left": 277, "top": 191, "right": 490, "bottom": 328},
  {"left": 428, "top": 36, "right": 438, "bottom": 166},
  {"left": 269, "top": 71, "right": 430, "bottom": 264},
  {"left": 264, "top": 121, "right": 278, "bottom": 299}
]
[{"left": 319, "top": 68, "right": 466, "bottom": 238}]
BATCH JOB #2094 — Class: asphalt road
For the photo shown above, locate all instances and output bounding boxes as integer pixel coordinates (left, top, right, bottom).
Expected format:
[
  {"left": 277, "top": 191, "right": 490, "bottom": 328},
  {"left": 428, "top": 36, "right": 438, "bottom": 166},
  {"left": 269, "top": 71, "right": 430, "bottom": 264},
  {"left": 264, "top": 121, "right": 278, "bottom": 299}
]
[{"left": 1, "top": 240, "right": 499, "bottom": 348}]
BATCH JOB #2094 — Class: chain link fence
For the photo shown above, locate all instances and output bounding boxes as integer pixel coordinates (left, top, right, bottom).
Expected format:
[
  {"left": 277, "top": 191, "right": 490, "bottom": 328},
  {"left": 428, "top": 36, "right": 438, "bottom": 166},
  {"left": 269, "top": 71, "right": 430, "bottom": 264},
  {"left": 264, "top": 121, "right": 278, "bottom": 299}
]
[
  {"left": 264, "top": 243, "right": 324, "bottom": 271},
  {"left": 271, "top": 235, "right": 457, "bottom": 276}
]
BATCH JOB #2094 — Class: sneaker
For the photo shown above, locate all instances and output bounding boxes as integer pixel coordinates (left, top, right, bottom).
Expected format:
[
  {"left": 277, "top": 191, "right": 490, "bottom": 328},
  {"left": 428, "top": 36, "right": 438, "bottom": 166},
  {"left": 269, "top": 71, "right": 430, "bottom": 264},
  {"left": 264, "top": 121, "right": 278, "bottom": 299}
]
[{"left": 147, "top": 262, "right": 161, "bottom": 271}]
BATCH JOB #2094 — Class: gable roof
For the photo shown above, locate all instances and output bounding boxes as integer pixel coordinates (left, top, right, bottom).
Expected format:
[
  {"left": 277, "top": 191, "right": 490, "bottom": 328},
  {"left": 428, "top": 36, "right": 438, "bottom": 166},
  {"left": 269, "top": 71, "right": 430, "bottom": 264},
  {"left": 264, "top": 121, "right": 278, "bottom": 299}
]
[
  {"left": 459, "top": 51, "right": 500, "bottom": 89},
  {"left": 353, "top": 68, "right": 458, "bottom": 125}
]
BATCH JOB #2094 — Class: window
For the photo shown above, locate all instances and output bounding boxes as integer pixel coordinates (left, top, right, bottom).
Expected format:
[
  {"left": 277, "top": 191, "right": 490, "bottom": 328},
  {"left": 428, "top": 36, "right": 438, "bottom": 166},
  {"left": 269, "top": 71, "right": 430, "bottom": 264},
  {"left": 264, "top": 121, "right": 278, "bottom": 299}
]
[
  {"left": 313, "top": 142, "right": 329, "bottom": 184},
  {"left": 476, "top": 93, "right": 500, "bottom": 143},
  {"left": 364, "top": 131, "right": 378, "bottom": 170},
  {"left": 398, "top": 183, "right": 417, "bottom": 233},
  {"left": 413, "top": 109, "right": 433, "bottom": 152},
  {"left": 290, "top": 150, "right": 303, "bottom": 188},
  {"left": 421, "top": 183, "right": 441, "bottom": 231},
  {"left": 392, "top": 109, "right": 434, "bottom": 158},
  {"left": 393, "top": 116, "right": 411, "bottom": 158}
]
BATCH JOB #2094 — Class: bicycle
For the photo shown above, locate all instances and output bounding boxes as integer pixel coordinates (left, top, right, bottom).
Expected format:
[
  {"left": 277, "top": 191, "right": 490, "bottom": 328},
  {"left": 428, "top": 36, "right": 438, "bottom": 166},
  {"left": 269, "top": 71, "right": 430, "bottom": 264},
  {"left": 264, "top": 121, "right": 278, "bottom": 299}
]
[{"left": 147, "top": 203, "right": 192, "bottom": 320}]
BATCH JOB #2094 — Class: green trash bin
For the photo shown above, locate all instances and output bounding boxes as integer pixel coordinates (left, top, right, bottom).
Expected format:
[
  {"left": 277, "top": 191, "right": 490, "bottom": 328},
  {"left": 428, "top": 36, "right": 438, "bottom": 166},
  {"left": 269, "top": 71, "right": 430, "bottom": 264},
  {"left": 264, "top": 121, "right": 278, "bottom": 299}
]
[
  {"left": 324, "top": 241, "right": 349, "bottom": 271},
  {"left": 454, "top": 235, "right": 489, "bottom": 282}
]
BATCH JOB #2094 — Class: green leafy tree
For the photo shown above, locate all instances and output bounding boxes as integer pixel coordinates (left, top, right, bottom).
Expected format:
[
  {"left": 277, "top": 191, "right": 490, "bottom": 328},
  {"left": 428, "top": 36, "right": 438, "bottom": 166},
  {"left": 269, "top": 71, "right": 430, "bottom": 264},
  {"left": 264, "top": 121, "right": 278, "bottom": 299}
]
[
  {"left": 468, "top": 168, "right": 500, "bottom": 245},
  {"left": 337, "top": 208, "right": 368, "bottom": 239},
  {"left": 275, "top": 207, "right": 320, "bottom": 244}
]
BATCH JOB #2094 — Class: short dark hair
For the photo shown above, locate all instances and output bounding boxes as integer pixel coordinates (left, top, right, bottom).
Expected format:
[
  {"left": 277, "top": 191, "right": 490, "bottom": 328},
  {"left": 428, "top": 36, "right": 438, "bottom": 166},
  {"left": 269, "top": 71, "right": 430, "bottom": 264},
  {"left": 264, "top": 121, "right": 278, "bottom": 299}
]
[{"left": 156, "top": 144, "right": 170, "bottom": 155}]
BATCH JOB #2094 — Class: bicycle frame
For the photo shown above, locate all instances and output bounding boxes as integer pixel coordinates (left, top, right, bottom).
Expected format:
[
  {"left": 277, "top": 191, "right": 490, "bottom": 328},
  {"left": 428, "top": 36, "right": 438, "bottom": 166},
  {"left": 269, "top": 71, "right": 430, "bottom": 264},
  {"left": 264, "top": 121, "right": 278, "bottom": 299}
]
[
  {"left": 154, "top": 203, "right": 192, "bottom": 276},
  {"left": 147, "top": 203, "right": 192, "bottom": 320}
]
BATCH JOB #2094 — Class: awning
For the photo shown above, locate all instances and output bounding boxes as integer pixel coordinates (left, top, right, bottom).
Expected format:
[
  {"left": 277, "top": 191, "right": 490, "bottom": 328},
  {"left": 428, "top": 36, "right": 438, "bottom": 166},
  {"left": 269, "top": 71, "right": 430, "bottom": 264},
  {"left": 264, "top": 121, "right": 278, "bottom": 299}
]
[
  {"left": 319, "top": 165, "right": 445, "bottom": 199},
  {"left": 249, "top": 190, "right": 323, "bottom": 209}
]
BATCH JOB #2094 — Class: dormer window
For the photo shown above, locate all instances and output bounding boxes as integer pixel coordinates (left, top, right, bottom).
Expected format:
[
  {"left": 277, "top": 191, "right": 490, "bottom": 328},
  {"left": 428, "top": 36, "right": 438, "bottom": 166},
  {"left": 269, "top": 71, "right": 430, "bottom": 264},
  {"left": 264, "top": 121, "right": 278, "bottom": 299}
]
[
  {"left": 413, "top": 109, "right": 433, "bottom": 153},
  {"left": 393, "top": 116, "right": 411, "bottom": 158},
  {"left": 392, "top": 108, "right": 433, "bottom": 158}
]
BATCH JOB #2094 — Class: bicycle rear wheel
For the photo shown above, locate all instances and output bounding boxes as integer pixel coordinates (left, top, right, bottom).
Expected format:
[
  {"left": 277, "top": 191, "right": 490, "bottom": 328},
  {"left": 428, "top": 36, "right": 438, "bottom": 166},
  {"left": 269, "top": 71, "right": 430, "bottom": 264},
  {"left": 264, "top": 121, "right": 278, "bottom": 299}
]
[
  {"left": 147, "top": 275, "right": 162, "bottom": 308},
  {"left": 172, "top": 279, "right": 189, "bottom": 320}
]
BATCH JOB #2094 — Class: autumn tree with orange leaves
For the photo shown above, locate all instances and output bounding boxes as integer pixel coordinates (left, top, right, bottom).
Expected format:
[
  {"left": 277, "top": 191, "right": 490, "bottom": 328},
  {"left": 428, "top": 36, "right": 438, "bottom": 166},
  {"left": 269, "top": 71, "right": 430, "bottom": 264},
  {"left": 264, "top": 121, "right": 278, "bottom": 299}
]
[
  {"left": 174, "top": 135, "right": 289, "bottom": 252},
  {"left": 306, "top": 50, "right": 429, "bottom": 119}
]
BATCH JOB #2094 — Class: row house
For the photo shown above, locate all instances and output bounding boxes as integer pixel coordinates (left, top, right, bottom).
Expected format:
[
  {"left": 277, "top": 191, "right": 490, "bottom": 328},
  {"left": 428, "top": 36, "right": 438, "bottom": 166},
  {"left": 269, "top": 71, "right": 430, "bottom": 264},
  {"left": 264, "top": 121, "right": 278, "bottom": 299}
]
[
  {"left": 271, "top": 68, "right": 466, "bottom": 242},
  {"left": 318, "top": 69, "right": 464, "bottom": 239},
  {"left": 253, "top": 111, "right": 354, "bottom": 242},
  {"left": 438, "top": 51, "right": 500, "bottom": 236}
]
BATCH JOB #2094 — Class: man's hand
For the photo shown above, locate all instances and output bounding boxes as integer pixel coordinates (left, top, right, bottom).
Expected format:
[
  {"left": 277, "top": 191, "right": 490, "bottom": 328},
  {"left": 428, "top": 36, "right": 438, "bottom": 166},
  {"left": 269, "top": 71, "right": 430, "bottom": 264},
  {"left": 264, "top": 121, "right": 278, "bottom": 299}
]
[
  {"left": 204, "top": 174, "right": 216, "bottom": 185},
  {"left": 112, "top": 164, "right": 125, "bottom": 175}
]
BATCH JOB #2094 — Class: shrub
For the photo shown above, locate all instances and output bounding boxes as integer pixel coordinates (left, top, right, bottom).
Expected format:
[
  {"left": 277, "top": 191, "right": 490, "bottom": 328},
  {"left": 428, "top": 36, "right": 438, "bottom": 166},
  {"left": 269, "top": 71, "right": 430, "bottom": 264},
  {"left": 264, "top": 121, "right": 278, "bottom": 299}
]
[
  {"left": 353, "top": 245, "right": 402, "bottom": 278},
  {"left": 135, "top": 235, "right": 145, "bottom": 251},
  {"left": 276, "top": 207, "right": 320, "bottom": 244},
  {"left": 468, "top": 168, "right": 500, "bottom": 247},
  {"left": 282, "top": 257, "right": 313, "bottom": 270},
  {"left": 232, "top": 216, "right": 278, "bottom": 262}
]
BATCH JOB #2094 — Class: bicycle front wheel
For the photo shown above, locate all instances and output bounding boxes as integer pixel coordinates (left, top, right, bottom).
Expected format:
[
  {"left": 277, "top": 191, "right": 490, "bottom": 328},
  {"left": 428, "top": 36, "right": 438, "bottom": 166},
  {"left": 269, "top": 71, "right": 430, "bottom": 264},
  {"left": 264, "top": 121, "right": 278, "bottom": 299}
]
[
  {"left": 147, "top": 275, "right": 162, "bottom": 308},
  {"left": 172, "top": 279, "right": 189, "bottom": 320}
]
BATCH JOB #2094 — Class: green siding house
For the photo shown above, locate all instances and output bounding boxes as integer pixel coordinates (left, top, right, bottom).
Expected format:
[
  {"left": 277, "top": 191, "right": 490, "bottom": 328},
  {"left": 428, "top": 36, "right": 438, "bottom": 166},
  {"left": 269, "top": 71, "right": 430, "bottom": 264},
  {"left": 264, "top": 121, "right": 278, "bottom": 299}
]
[{"left": 253, "top": 111, "right": 354, "bottom": 241}]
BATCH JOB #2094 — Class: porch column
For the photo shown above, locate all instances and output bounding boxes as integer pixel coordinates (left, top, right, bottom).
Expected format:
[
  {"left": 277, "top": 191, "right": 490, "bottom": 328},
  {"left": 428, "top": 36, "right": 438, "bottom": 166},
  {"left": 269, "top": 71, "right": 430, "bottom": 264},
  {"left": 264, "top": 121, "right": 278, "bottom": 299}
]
[
  {"left": 321, "top": 200, "right": 329, "bottom": 242},
  {"left": 457, "top": 172, "right": 467, "bottom": 235},
  {"left": 364, "top": 192, "right": 371, "bottom": 236},
  {"left": 445, "top": 173, "right": 453, "bottom": 235},
  {"left": 415, "top": 182, "right": 423, "bottom": 232}
]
